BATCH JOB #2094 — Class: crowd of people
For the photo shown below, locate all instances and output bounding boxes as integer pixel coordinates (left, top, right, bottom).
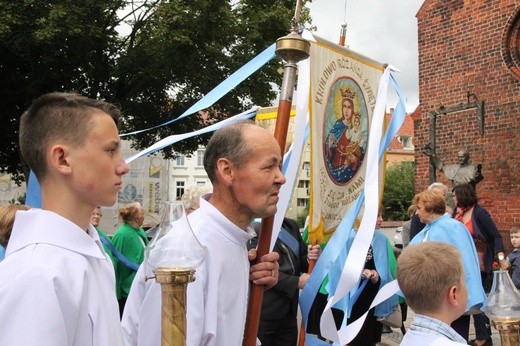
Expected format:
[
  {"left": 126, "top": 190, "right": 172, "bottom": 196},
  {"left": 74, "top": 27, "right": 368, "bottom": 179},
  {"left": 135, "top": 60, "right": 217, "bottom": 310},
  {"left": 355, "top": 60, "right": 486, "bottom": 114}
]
[
  {"left": 0, "top": 91, "right": 518, "bottom": 346},
  {"left": 397, "top": 181, "right": 520, "bottom": 346}
]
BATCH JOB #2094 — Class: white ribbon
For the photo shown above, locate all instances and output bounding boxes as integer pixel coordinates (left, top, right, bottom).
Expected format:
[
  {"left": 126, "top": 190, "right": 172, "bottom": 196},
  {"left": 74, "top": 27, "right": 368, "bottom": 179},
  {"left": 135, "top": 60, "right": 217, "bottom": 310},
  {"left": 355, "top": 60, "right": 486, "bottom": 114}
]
[
  {"left": 125, "top": 107, "right": 258, "bottom": 163},
  {"left": 320, "top": 66, "right": 394, "bottom": 345}
]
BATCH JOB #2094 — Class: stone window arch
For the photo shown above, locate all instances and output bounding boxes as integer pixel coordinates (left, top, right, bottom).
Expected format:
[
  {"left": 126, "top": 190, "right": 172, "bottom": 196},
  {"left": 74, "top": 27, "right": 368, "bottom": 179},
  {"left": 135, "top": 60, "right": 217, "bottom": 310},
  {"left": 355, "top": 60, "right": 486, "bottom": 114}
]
[{"left": 502, "top": 6, "right": 520, "bottom": 78}]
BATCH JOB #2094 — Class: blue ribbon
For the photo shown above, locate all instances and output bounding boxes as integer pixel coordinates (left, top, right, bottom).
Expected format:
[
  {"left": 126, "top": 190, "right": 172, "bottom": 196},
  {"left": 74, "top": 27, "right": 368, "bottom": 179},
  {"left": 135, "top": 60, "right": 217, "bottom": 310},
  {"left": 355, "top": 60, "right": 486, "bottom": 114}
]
[
  {"left": 281, "top": 122, "right": 309, "bottom": 174},
  {"left": 25, "top": 171, "right": 42, "bottom": 208},
  {"left": 26, "top": 42, "right": 277, "bottom": 208},
  {"left": 124, "top": 108, "right": 258, "bottom": 162},
  {"left": 121, "top": 43, "right": 276, "bottom": 136},
  {"left": 278, "top": 227, "right": 300, "bottom": 257},
  {"left": 98, "top": 232, "right": 140, "bottom": 271}
]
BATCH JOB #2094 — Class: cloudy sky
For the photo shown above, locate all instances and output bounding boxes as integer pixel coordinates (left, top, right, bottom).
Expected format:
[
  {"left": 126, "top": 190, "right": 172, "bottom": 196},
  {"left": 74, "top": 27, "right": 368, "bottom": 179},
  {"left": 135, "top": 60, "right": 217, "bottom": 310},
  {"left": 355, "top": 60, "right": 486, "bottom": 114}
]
[{"left": 305, "top": 0, "right": 424, "bottom": 112}]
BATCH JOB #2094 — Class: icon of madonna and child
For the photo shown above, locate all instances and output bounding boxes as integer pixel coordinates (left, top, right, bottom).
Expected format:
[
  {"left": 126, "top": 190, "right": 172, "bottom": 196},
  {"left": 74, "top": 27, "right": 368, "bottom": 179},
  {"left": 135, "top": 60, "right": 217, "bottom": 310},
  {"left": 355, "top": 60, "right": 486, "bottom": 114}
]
[{"left": 323, "top": 83, "right": 368, "bottom": 185}]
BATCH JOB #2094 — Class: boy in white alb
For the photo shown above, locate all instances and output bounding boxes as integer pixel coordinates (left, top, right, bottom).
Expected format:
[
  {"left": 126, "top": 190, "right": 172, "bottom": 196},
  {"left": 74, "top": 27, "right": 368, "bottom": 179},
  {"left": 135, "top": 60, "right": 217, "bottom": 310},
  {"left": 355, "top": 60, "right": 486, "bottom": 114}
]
[{"left": 0, "top": 92, "right": 129, "bottom": 345}]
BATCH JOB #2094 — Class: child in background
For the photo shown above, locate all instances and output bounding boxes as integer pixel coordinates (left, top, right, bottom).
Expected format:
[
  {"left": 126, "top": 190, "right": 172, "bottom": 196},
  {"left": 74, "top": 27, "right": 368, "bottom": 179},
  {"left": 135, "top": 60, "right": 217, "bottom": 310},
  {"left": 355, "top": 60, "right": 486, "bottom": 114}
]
[{"left": 506, "top": 225, "right": 520, "bottom": 289}]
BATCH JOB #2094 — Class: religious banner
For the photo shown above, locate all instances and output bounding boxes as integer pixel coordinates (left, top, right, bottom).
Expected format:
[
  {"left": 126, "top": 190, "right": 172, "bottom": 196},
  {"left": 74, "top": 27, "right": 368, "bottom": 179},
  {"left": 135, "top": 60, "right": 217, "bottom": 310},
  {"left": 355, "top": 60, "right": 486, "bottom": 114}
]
[{"left": 308, "top": 36, "right": 384, "bottom": 245}]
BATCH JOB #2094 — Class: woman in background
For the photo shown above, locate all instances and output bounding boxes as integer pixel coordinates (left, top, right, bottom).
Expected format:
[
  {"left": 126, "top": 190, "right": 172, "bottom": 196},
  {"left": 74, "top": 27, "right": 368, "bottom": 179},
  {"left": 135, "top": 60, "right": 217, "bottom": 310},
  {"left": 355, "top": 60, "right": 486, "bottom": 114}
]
[
  {"left": 452, "top": 183, "right": 507, "bottom": 346},
  {"left": 180, "top": 186, "right": 210, "bottom": 214},
  {"left": 410, "top": 190, "right": 485, "bottom": 342},
  {"left": 112, "top": 202, "right": 148, "bottom": 317}
]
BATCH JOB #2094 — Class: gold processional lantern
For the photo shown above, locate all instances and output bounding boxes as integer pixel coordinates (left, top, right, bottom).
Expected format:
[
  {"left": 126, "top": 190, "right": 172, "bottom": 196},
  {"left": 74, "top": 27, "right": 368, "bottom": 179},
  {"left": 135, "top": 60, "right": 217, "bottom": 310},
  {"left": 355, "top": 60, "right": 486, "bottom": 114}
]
[
  {"left": 145, "top": 201, "right": 206, "bottom": 346},
  {"left": 483, "top": 269, "right": 520, "bottom": 346}
]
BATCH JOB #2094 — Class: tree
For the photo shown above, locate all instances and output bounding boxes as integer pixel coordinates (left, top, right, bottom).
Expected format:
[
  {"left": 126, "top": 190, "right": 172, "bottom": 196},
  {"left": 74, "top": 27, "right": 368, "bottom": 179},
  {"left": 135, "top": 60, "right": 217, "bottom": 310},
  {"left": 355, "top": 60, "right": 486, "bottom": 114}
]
[
  {"left": 382, "top": 161, "right": 415, "bottom": 221},
  {"left": 0, "top": 0, "right": 313, "bottom": 184},
  {"left": 0, "top": 0, "right": 127, "bottom": 183}
]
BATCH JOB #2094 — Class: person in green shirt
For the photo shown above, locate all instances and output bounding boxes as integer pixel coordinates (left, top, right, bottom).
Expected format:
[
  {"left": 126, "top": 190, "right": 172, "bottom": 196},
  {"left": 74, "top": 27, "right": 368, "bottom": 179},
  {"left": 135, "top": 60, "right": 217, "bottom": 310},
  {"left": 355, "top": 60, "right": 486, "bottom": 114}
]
[
  {"left": 90, "top": 206, "right": 117, "bottom": 269},
  {"left": 112, "top": 202, "right": 148, "bottom": 317}
]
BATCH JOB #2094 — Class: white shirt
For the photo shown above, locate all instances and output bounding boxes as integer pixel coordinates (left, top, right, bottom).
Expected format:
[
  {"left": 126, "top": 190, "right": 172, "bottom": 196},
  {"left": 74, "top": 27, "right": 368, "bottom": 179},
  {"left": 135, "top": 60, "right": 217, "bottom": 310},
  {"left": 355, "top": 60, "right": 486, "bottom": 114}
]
[
  {"left": 122, "top": 196, "right": 256, "bottom": 346},
  {"left": 400, "top": 315, "right": 468, "bottom": 346},
  {"left": 400, "top": 329, "right": 468, "bottom": 345},
  {"left": 0, "top": 209, "right": 123, "bottom": 345}
]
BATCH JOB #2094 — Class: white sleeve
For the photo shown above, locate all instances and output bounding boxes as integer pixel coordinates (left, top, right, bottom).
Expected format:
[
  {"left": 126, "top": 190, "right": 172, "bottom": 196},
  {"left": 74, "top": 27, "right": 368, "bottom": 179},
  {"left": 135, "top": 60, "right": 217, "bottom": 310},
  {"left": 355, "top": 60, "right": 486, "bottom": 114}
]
[
  {"left": 122, "top": 263, "right": 153, "bottom": 346},
  {"left": 0, "top": 268, "right": 77, "bottom": 345},
  {"left": 186, "top": 261, "right": 212, "bottom": 346}
]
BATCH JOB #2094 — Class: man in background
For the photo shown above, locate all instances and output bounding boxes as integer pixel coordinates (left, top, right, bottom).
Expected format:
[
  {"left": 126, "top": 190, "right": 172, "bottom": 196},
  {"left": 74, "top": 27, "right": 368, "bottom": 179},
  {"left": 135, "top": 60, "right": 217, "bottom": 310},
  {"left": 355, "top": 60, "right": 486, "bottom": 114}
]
[{"left": 249, "top": 217, "right": 320, "bottom": 345}]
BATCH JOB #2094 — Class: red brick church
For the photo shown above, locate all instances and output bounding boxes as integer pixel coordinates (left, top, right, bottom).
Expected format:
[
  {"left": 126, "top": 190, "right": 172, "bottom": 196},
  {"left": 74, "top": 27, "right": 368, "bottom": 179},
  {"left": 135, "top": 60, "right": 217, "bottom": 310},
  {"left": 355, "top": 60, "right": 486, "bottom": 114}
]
[{"left": 413, "top": 0, "right": 520, "bottom": 249}]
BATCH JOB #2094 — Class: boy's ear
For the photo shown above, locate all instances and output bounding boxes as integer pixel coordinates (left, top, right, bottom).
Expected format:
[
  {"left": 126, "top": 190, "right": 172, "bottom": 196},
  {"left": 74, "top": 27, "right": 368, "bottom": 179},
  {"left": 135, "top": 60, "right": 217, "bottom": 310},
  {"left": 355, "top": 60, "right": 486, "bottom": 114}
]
[
  {"left": 48, "top": 144, "right": 72, "bottom": 176},
  {"left": 447, "top": 284, "right": 462, "bottom": 307}
]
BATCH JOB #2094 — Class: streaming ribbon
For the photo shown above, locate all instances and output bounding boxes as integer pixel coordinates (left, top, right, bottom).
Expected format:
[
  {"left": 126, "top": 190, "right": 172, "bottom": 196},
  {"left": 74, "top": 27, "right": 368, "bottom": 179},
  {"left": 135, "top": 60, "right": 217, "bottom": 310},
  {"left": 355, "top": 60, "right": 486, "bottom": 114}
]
[{"left": 120, "top": 44, "right": 276, "bottom": 137}]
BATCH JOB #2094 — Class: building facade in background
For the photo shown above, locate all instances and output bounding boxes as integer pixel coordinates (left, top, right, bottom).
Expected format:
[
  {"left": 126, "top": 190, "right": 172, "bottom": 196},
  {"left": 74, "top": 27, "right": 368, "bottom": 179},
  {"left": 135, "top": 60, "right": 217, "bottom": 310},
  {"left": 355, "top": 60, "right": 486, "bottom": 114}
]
[
  {"left": 0, "top": 107, "right": 415, "bottom": 231},
  {"left": 385, "top": 110, "right": 415, "bottom": 166},
  {"left": 414, "top": 1, "right": 520, "bottom": 249},
  {"left": 0, "top": 174, "right": 25, "bottom": 205}
]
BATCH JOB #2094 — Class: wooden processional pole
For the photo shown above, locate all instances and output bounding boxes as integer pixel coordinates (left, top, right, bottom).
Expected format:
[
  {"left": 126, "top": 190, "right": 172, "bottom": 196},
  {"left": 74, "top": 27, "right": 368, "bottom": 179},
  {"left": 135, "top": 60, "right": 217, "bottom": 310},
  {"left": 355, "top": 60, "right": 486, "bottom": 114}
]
[{"left": 242, "top": 1, "right": 310, "bottom": 345}]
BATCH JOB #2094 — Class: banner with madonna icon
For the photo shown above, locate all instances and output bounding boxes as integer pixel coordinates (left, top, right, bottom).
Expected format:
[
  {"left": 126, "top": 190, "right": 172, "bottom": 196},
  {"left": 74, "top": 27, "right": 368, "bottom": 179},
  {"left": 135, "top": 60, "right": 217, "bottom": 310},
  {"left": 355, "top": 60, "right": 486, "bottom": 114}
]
[{"left": 308, "top": 36, "right": 385, "bottom": 245}]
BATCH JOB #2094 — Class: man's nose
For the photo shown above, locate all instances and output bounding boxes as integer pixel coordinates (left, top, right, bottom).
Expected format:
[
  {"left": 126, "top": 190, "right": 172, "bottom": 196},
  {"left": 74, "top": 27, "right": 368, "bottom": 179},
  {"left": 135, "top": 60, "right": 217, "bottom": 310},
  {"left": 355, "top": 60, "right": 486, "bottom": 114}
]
[{"left": 277, "top": 170, "right": 286, "bottom": 185}]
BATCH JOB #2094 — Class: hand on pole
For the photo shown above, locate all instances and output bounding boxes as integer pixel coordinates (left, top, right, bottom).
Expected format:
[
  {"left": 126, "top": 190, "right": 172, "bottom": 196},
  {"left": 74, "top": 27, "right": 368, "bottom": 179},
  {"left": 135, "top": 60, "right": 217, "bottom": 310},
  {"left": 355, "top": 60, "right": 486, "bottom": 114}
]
[
  {"left": 248, "top": 249, "right": 279, "bottom": 289},
  {"left": 307, "top": 244, "right": 321, "bottom": 261}
]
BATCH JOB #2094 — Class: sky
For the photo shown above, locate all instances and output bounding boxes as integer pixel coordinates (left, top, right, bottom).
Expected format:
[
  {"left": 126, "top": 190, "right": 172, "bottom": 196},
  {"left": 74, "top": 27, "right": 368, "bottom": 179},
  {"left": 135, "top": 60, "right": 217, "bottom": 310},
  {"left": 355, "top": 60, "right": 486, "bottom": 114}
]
[{"left": 306, "top": 0, "right": 425, "bottom": 112}]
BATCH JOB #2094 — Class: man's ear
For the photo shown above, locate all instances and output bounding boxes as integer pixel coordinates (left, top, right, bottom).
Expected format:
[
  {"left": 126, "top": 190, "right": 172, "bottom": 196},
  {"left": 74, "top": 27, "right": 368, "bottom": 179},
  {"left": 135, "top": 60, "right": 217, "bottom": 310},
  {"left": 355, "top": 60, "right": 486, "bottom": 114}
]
[
  {"left": 48, "top": 144, "right": 72, "bottom": 176},
  {"left": 215, "top": 158, "right": 234, "bottom": 186}
]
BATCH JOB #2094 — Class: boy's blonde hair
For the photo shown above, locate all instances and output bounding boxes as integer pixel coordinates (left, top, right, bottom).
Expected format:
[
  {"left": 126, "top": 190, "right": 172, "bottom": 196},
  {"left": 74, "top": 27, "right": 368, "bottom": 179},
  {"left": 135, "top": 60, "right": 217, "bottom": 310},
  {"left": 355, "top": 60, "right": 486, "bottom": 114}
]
[
  {"left": 510, "top": 225, "right": 520, "bottom": 235},
  {"left": 397, "top": 242, "right": 463, "bottom": 314}
]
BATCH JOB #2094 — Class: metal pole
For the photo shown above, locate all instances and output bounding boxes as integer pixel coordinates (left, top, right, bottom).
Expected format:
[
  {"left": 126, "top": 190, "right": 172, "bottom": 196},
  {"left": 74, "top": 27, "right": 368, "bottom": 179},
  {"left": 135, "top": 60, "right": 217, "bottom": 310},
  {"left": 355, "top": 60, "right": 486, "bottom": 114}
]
[
  {"left": 242, "top": 1, "right": 310, "bottom": 345},
  {"left": 339, "top": 23, "right": 347, "bottom": 47}
]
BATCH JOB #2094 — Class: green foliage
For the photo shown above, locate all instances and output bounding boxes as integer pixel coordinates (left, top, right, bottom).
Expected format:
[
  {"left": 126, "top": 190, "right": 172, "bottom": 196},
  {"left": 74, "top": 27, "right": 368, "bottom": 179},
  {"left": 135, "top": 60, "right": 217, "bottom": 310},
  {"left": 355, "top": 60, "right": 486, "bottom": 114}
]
[
  {"left": 0, "top": 0, "right": 313, "bottom": 184},
  {"left": 296, "top": 202, "right": 310, "bottom": 229},
  {"left": 382, "top": 161, "right": 415, "bottom": 221},
  {"left": 0, "top": 0, "right": 125, "bottom": 183},
  {"left": 9, "top": 193, "right": 25, "bottom": 205}
]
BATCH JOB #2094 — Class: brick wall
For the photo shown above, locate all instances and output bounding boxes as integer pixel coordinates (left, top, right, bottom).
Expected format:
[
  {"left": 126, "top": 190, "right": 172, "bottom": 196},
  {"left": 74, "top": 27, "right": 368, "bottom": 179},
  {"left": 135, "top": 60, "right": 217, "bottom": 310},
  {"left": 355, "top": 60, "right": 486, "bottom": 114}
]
[{"left": 415, "top": 0, "right": 520, "bottom": 251}]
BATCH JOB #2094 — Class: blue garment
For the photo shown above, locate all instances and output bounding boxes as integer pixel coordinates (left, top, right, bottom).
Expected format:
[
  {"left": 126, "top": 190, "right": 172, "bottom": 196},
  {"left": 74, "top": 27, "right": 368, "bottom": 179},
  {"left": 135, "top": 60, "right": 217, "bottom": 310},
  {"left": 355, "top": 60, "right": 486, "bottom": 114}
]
[
  {"left": 0, "top": 245, "right": 4, "bottom": 261},
  {"left": 507, "top": 249, "right": 520, "bottom": 289},
  {"left": 410, "top": 214, "right": 486, "bottom": 312},
  {"left": 328, "top": 229, "right": 397, "bottom": 319}
]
